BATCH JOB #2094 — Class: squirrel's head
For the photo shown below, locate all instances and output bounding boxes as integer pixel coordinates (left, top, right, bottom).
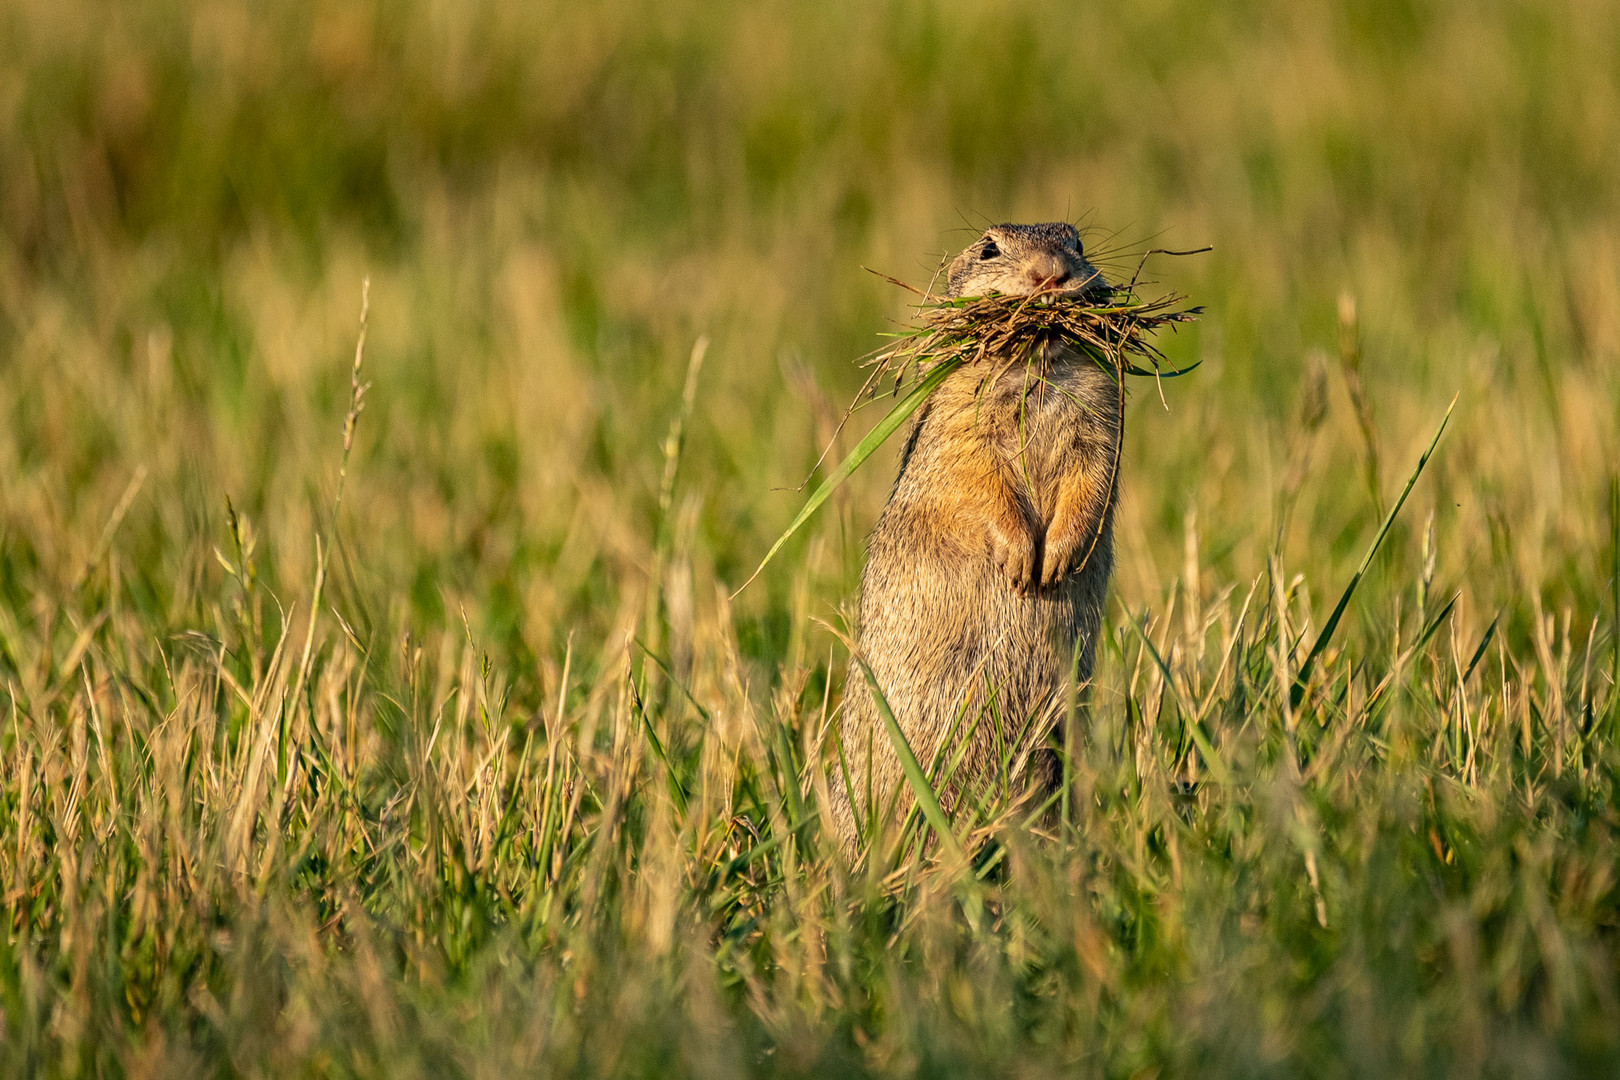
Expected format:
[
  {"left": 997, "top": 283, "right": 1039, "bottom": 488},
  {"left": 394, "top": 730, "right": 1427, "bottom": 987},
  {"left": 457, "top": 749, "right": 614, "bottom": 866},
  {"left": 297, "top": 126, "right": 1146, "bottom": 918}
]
[{"left": 944, "top": 222, "right": 1108, "bottom": 300}]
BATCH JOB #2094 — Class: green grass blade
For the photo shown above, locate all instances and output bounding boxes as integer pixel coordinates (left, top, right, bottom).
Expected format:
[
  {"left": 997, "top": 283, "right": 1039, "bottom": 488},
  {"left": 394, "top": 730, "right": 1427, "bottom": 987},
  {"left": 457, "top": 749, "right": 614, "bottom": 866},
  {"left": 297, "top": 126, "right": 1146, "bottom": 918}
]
[
  {"left": 1119, "top": 357, "right": 1202, "bottom": 378},
  {"left": 1411, "top": 592, "right": 1458, "bottom": 656},
  {"left": 1124, "top": 612, "right": 1233, "bottom": 785},
  {"left": 628, "top": 667, "right": 688, "bottom": 815},
  {"left": 1462, "top": 614, "right": 1499, "bottom": 685},
  {"left": 764, "top": 712, "right": 811, "bottom": 836},
  {"left": 636, "top": 638, "right": 714, "bottom": 724},
  {"left": 854, "top": 655, "right": 966, "bottom": 862},
  {"left": 1290, "top": 395, "right": 1456, "bottom": 708},
  {"left": 1610, "top": 475, "right": 1619, "bottom": 697},
  {"left": 732, "top": 358, "right": 962, "bottom": 597}
]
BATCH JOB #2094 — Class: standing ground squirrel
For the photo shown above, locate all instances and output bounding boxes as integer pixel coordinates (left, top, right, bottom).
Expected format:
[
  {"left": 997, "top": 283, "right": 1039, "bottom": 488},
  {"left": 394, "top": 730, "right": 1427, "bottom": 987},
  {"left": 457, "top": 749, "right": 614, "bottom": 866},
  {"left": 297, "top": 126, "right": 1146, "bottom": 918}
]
[{"left": 832, "top": 222, "right": 1121, "bottom": 852}]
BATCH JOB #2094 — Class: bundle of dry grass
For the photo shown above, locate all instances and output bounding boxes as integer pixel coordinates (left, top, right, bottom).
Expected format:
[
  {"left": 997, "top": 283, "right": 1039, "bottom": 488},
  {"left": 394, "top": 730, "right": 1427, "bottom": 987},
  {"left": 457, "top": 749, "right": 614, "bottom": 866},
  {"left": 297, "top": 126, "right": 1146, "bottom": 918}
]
[{"left": 861, "top": 276, "right": 1203, "bottom": 399}]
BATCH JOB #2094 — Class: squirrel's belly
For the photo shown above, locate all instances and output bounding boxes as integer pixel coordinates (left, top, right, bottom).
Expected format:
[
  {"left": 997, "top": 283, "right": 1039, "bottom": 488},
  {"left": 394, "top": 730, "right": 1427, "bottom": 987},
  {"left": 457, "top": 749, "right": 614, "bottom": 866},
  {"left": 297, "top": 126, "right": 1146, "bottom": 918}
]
[{"left": 857, "top": 541, "right": 1094, "bottom": 726}]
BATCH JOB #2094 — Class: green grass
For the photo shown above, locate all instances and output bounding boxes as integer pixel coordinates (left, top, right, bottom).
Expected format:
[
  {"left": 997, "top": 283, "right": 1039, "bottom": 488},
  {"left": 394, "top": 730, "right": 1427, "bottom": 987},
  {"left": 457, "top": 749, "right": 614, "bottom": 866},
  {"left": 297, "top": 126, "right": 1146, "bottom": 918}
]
[{"left": 2, "top": 0, "right": 1619, "bottom": 1075}]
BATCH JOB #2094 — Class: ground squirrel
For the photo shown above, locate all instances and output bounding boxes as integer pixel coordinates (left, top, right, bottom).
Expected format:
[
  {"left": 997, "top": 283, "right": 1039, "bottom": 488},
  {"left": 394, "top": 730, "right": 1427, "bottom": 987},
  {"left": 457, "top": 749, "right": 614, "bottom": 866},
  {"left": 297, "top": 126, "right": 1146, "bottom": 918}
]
[{"left": 831, "top": 222, "right": 1121, "bottom": 852}]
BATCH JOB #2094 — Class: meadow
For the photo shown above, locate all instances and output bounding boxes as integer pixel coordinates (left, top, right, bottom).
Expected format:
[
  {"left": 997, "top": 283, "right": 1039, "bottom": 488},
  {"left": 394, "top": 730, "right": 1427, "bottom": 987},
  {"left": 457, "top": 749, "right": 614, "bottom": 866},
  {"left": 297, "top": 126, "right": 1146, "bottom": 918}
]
[{"left": 1, "top": 0, "right": 1618, "bottom": 1075}]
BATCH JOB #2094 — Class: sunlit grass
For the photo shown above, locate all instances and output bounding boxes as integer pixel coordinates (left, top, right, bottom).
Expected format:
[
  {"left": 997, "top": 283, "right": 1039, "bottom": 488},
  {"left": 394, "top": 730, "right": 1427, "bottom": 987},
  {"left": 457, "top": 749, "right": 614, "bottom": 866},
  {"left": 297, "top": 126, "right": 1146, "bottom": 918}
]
[{"left": 1, "top": 0, "right": 1618, "bottom": 1074}]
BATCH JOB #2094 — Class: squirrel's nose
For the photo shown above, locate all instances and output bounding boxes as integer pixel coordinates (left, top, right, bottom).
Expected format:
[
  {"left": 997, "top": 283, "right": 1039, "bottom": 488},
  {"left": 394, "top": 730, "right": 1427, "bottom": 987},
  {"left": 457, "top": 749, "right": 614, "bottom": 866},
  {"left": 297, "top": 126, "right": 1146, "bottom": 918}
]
[{"left": 1026, "top": 253, "right": 1072, "bottom": 289}]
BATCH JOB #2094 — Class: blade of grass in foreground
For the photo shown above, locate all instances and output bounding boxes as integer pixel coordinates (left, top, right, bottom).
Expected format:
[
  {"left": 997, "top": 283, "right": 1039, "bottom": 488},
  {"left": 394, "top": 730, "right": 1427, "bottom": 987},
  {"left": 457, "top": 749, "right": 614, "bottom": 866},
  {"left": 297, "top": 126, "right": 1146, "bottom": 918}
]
[
  {"left": 1124, "top": 613, "right": 1233, "bottom": 785},
  {"left": 732, "top": 358, "right": 962, "bottom": 597},
  {"left": 1610, "top": 475, "right": 1618, "bottom": 699},
  {"left": 854, "top": 655, "right": 966, "bottom": 863},
  {"left": 628, "top": 665, "right": 688, "bottom": 815},
  {"left": 1290, "top": 394, "right": 1457, "bottom": 708}
]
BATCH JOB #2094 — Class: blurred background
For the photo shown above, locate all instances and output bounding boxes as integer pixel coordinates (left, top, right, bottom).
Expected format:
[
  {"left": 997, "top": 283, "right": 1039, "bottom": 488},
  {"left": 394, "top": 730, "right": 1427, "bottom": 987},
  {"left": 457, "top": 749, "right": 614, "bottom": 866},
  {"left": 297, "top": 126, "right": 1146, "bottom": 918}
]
[{"left": 1, "top": 0, "right": 1616, "bottom": 682}]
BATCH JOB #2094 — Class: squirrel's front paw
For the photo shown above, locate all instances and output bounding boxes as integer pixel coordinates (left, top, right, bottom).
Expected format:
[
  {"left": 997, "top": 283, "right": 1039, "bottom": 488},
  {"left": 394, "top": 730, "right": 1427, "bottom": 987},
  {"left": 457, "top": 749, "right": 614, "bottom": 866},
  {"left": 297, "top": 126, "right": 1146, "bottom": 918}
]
[
  {"left": 990, "top": 525, "right": 1039, "bottom": 596},
  {"left": 1040, "top": 533, "right": 1077, "bottom": 589},
  {"left": 1040, "top": 507, "right": 1100, "bottom": 591}
]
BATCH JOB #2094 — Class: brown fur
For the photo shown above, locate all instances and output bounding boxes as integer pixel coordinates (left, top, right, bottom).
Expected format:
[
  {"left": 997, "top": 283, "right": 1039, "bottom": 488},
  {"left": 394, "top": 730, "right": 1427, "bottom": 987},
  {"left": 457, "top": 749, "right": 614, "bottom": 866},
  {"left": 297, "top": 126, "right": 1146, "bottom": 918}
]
[{"left": 831, "top": 222, "right": 1122, "bottom": 852}]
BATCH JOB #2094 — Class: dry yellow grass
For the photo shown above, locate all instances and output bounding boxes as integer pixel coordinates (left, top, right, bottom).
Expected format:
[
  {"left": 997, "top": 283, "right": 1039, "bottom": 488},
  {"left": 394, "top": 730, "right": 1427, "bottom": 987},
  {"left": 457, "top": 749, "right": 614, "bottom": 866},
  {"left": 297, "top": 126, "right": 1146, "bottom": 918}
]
[{"left": 0, "top": 0, "right": 1617, "bottom": 1074}]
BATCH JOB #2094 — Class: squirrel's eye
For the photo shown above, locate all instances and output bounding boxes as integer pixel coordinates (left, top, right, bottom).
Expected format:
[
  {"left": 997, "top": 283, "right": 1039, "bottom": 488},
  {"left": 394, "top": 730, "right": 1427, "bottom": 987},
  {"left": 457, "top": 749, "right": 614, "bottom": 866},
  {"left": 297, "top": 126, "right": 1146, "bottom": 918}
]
[{"left": 979, "top": 240, "right": 1000, "bottom": 260}]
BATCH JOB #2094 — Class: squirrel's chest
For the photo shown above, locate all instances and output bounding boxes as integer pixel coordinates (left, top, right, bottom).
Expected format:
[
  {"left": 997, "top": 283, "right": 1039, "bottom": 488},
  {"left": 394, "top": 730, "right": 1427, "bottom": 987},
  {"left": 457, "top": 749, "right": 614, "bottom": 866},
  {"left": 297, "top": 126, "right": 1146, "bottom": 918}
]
[
  {"left": 896, "top": 360, "right": 1115, "bottom": 493},
  {"left": 984, "top": 377, "right": 1075, "bottom": 436},
  {"left": 976, "top": 368, "right": 1098, "bottom": 466}
]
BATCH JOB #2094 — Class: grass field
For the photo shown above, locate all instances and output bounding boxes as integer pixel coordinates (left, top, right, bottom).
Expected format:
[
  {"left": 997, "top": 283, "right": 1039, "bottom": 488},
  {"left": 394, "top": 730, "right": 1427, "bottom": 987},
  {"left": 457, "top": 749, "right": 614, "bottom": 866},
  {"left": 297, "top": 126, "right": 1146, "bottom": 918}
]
[{"left": 2, "top": 0, "right": 1619, "bottom": 1075}]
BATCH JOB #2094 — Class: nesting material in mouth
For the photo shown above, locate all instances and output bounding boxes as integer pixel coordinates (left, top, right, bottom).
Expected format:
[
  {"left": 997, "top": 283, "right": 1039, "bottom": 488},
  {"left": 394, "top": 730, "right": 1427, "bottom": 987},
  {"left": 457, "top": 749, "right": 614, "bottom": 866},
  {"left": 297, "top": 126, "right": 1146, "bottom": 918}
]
[{"left": 861, "top": 276, "right": 1203, "bottom": 400}]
